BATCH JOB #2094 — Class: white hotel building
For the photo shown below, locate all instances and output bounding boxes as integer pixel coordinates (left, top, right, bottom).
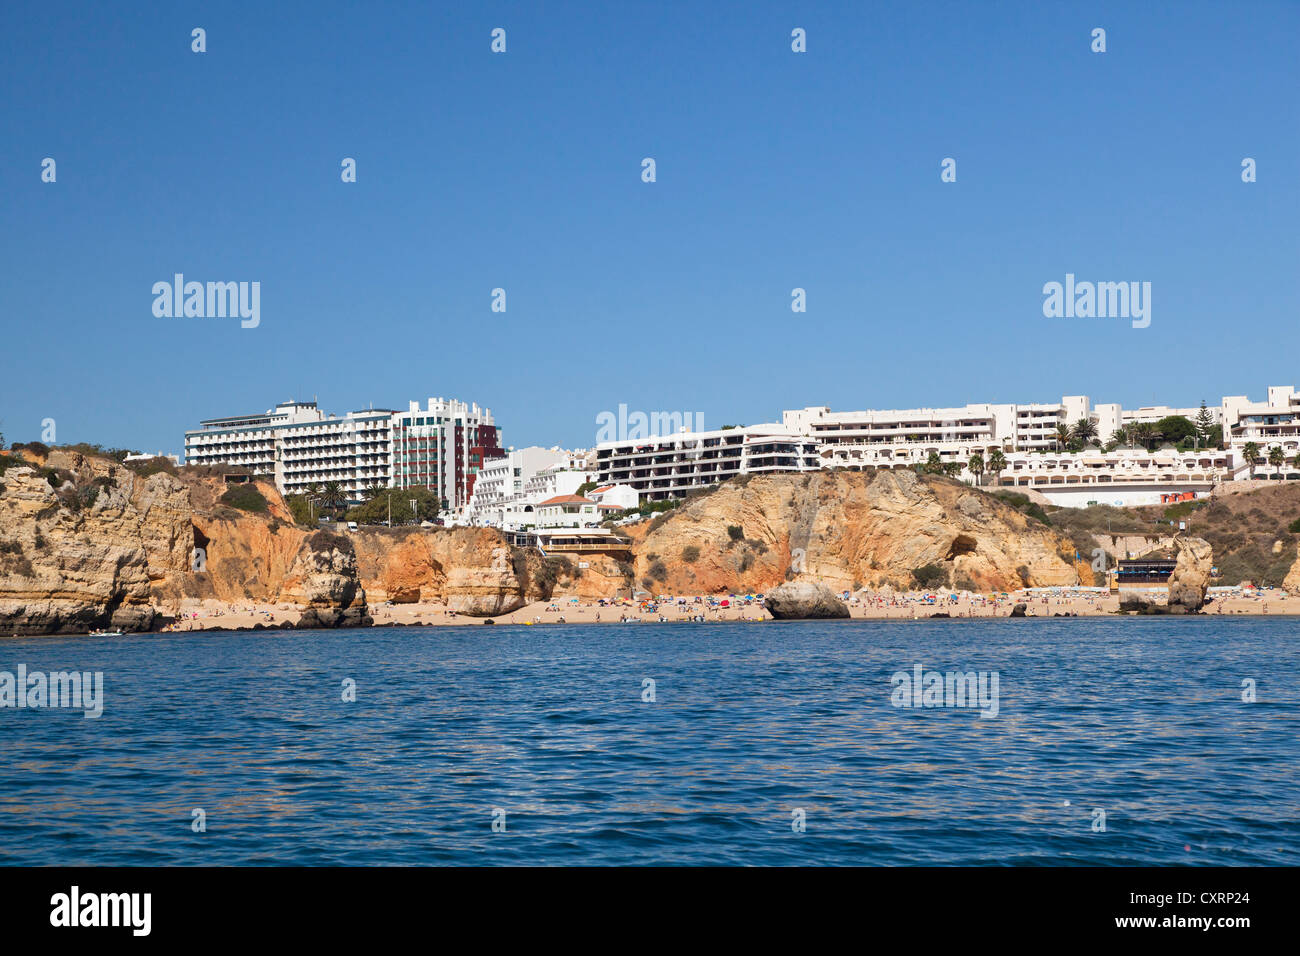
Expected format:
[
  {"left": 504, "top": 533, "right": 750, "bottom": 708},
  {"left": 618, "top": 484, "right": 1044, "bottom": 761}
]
[
  {"left": 185, "top": 397, "right": 502, "bottom": 507},
  {"left": 460, "top": 448, "right": 629, "bottom": 531},
  {"left": 596, "top": 425, "right": 821, "bottom": 502},
  {"left": 1222, "top": 386, "right": 1300, "bottom": 471},
  {"left": 592, "top": 393, "right": 1270, "bottom": 508}
]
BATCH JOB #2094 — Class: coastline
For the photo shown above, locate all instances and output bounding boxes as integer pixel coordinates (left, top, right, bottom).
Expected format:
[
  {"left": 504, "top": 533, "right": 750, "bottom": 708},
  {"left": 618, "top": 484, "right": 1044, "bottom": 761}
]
[{"left": 16, "top": 587, "right": 1291, "bottom": 637}]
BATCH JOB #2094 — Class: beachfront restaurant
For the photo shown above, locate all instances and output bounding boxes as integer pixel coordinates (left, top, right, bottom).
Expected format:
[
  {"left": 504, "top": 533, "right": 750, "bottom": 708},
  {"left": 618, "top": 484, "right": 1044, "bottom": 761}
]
[{"left": 1116, "top": 558, "right": 1178, "bottom": 585}]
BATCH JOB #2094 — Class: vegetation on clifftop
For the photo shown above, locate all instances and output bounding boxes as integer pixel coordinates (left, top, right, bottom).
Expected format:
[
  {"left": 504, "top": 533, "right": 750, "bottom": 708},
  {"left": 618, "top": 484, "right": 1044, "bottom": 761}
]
[{"left": 219, "top": 484, "right": 269, "bottom": 514}]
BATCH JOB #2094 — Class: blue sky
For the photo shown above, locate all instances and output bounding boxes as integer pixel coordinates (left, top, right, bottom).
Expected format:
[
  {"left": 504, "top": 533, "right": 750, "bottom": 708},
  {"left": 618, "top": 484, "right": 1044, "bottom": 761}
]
[{"left": 2, "top": 0, "right": 1297, "bottom": 454}]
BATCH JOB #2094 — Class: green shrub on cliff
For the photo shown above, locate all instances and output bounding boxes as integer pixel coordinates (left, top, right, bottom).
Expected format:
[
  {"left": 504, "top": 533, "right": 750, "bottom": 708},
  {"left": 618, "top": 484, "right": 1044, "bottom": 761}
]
[
  {"left": 993, "top": 491, "right": 1052, "bottom": 526},
  {"left": 910, "top": 563, "right": 949, "bottom": 590},
  {"left": 124, "top": 456, "right": 177, "bottom": 478},
  {"left": 307, "top": 530, "right": 353, "bottom": 555},
  {"left": 220, "top": 484, "right": 268, "bottom": 514},
  {"left": 534, "top": 555, "right": 573, "bottom": 594},
  {"left": 285, "top": 494, "right": 315, "bottom": 526}
]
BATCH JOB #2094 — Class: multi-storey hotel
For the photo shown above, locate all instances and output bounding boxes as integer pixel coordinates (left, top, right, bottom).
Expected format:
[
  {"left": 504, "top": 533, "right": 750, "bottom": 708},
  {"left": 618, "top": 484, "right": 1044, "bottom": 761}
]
[
  {"left": 596, "top": 425, "right": 821, "bottom": 502},
  {"left": 590, "top": 391, "right": 1284, "bottom": 508},
  {"left": 1222, "top": 386, "right": 1300, "bottom": 459},
  {"left": 185, "top": 396, "right": 502, "bottom": 507},
  {"left": 188, "top": 384, "right": 1300, "bottom": 518},
  {"left": 389, "top": 399, "right": 504, "bottom": 509}
]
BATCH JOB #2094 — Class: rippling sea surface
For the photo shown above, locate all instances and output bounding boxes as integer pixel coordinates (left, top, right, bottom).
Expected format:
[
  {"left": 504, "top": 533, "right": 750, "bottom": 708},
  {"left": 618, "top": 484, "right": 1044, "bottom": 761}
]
[{"left": 1, "top": 618, "right": 1297, "bottom": 865}]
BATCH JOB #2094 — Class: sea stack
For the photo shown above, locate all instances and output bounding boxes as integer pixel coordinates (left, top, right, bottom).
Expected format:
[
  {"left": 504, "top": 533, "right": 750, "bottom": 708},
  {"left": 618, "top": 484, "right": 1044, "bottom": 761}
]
[{"left": 1167, "top": 537, "right": 1213, "bottom": 612}]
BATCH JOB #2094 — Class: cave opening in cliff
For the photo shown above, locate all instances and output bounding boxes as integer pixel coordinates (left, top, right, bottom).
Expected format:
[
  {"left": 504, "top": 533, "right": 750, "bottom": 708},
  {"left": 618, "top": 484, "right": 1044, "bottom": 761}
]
[
  {"left": 192, "top": 524, "right": 210, "bottom": 564},
  {"left": 945, "top": 534, "right": 978, "bottom": 560}
]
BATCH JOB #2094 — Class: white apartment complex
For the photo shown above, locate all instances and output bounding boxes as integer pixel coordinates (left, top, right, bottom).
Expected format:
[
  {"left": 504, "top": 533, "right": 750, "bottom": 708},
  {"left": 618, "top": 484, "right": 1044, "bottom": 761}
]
[
  {"left": 534, "top": 495, "right": 617, "bottom": 529},
  {"left": 1222, "top": 386, "right": 1300, "bottom": 462},
  {"left": 463, "top": 446, "right": 573, "bottom": 529},
  {"left": 589, "top": 391, "right": 1291, "bottom": 509},
  {"left": 523, "top": 459, "right": 598, "bottom": 502},
  {"left": 994, "top": 446, "right": 1233, "bottom": 507},
  {"left": 185, "top": 396, "right": 502, "bottom": 507},
  {"left": 465, "top": 447, "right": 565, "bottom": 509},
  {"left": 596, "top": 424, "right": 821, "bottom": 502}
]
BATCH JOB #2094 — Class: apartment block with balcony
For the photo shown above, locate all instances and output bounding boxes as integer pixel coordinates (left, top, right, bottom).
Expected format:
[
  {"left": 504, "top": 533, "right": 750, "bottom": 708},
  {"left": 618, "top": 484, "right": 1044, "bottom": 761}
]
[
  {"left": 596, "top": 424, "right": 820, "bottom": 502},
  {"left": 1221, "top": 386, "right": 1300, "bottom": 479},
  {"left": 786, "top": 403, "right": 1014, "bottom": 471},
  {"left": 390, "top": 398, "right": 503, "bottom": 510},
  {"left": 462, "top": 446, "right": 571, "bottom": 529},
  {"left": 185, "top": 395, "right": 501, "bottom": 507},
  {"left": 277, "top": 409, "right": 395, "bottom": 500},
  {"left": 992, "top": 447, "right": 1232, "bottom": 507},
  {"left": 184, "top": 401, "right": 318, "bottom": 480}
]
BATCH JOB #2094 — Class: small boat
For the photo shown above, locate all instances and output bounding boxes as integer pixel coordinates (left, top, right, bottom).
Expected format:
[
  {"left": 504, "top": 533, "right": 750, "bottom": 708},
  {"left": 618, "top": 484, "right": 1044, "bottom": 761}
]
[{"left": 88, "top": 629, "right": 125, "bottom": 637}]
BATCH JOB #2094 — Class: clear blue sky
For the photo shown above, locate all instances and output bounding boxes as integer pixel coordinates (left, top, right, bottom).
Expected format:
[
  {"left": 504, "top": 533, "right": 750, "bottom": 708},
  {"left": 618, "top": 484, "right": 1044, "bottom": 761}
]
[{"left": 2, "top": 0, "right": 1297, "bottom": 454}]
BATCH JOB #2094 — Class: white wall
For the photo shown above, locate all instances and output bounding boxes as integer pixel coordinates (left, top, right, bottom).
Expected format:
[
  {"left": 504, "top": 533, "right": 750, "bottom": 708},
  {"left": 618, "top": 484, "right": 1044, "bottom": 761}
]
[{"left": 1036, "top": 485, "right": 1209, "bottom": 509}]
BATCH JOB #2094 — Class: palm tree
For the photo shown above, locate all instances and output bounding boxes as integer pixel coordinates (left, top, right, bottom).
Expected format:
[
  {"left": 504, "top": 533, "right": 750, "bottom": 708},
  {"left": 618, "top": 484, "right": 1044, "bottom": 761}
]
[
  {"left": 1131, "top": 422, "right": 1157, "bottom": 451},
  {"left": 967, "top": 451, "right": 985, "bottom": 486},
  {"left": 322, "top": 480, "right": 346, "bottom": 516},
  {"left": 1054, "top": 423, "right": 1071, "bottom": 452},
  {"left": 923, "top": 451, "right": 943, "bottom": 474},
  {"left": 1268, "top": 445, "right": 1285, "bottom": 479},
  {"left": 1072, "top": 418, "right": 1098, "bottom": 446},
  {"left": 1243, "top": 442, "right": 1260, "bottom": 478},
  {"left": 987, "top": 449, "right": 1007, "bottom": 487}
]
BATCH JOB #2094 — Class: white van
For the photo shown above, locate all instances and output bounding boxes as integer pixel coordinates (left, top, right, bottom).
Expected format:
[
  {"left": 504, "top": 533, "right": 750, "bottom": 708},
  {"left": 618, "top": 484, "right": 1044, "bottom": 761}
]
[{"left": 347, "top": 521, "right": 358, "bottom": 532}]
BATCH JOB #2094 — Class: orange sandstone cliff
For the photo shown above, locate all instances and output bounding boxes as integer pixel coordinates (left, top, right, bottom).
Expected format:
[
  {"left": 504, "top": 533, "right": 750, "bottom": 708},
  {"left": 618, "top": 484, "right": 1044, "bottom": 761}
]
[
  {"left": 0, "top": 449, "right": 1093, "bottom": 634},
  {"left": 627, "top": 470, "right": 1087, "bottom": 595}
]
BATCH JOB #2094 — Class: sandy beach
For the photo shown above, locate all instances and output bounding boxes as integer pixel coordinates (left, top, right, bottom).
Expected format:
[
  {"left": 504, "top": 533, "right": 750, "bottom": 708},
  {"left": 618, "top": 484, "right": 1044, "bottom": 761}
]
[{"left": 151, "top": 587, "right": 1300, "bottom": 633}]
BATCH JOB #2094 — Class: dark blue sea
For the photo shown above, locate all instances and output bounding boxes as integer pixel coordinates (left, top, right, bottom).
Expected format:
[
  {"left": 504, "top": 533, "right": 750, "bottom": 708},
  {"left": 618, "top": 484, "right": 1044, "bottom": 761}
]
[{"left": 1, "top": 618, "right": 1297, "bottom": 865}]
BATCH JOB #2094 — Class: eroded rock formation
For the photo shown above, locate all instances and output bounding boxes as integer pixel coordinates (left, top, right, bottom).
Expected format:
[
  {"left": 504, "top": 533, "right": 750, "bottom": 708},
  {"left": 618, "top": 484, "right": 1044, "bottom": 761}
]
[
  {"left": 280, "top": 531, "right": 372, "bottom": 627},
  {"left": 1, "top": 449, "right": 1114, "bottom": 634},
  {"left": 1167, "top": 536, "right": 1213, "bottom": 612},
  {"left": 629, "top": 470, "right": 1084, "bottom": 595},
  {"left": 0, "top": 459, "right": 191, "bottom": 634},
  {"left": 764, "top": 581, "right": 850, "bottom": 619}
]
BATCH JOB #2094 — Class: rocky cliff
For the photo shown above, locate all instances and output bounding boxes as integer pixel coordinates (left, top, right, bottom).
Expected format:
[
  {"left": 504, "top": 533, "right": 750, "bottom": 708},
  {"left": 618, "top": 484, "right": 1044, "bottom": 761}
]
[
  {"left": 0, "top": 456, "right": 192, "bottom": 634},
  {"left": 2, "top": 448, "right": 1107, "bottom": 634},
  {"left": 629, "top": 470, "right": 1086, "bottom": 594},
  {"left": 0, "top": 450, "right": 379, "bottom": 633},
  {"left": 351, "top": 526, "right": 533, "bottom": 616}
]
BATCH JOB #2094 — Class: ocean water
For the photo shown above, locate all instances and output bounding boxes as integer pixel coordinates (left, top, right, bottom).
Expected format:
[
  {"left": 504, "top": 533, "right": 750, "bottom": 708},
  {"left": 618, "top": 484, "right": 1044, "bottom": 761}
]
[{"left": 1, "top": 618, "right": 1297, "bottom": 866}]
